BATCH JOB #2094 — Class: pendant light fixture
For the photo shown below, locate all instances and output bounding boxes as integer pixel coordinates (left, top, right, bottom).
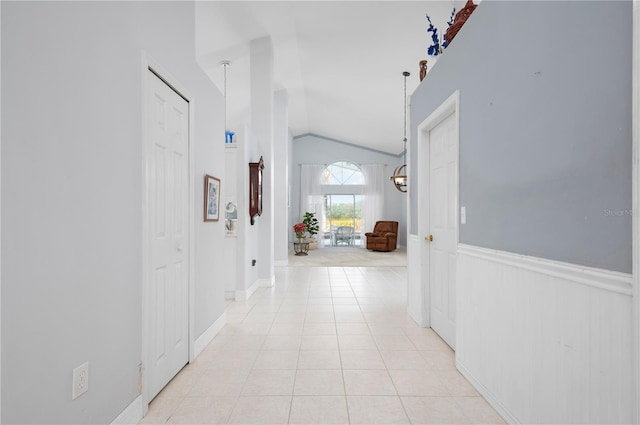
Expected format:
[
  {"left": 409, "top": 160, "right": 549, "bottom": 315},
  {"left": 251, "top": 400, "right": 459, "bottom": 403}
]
[{"left": 390, "top": 71, "right": 410, "bottom": 193}]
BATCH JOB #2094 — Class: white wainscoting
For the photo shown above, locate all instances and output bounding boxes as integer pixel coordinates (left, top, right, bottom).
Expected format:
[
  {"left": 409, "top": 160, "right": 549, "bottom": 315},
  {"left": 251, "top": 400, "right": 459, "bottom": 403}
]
[
  {"left": 407, "top": 234, "right": 428, "bottom": 326},
  {"left": 457, "top": 244, "right": 633, "bottom": 424}
]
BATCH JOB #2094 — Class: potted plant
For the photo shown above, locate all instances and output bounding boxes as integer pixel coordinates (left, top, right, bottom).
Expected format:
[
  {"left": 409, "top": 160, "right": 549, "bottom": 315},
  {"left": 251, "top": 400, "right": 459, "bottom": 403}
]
[
  {"left": 292, "top": 222, "right": 309, "bottom": 256},
  {"left": 302, "top": 212, "right": 319, "bottom": 250}
]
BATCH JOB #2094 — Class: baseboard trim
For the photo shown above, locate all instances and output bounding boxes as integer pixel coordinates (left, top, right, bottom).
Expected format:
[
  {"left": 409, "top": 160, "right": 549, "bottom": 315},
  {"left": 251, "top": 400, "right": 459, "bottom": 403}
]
[
  {"left": 458, "top": 244, "right": 633, "bottom": 296},
  {"left": 457, "top": 361, "right": 519, "bottom": 425},
  {"left": 407, "top": 308, "right": 427, "bottom": 327},
  {"left": 193, "top": 312, "right": 226, "bottom": 358},
  {"left": 236, "top": 279, "right": 259, "bottom": 301},
  {"left": 224, "top": 291, "right": 236, "bottom": 300},
  {"left": 111, "top": 395, "right": 143, "bottom": 425},
  {"left": 258, "top": 275, "right": 275, "bottom": 288}
]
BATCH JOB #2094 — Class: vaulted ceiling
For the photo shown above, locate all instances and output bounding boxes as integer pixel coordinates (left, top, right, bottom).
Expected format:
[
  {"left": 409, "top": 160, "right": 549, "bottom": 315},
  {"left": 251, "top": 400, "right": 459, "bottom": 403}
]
[{"left": 196, "top": 1, "right": 467, "bottom": 155}]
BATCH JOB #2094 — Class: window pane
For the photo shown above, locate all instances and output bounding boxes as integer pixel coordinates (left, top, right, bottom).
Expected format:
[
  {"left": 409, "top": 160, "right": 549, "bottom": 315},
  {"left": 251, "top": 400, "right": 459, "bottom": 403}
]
[{"left": 323, "top": 161, "right": 364, "bottom": 185}]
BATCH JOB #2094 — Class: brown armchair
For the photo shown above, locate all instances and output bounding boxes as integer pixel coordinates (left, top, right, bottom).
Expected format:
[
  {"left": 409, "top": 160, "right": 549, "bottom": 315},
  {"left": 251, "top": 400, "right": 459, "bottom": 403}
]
[{"left": 365, "top": 221, "right": 398, "bottom": 252}]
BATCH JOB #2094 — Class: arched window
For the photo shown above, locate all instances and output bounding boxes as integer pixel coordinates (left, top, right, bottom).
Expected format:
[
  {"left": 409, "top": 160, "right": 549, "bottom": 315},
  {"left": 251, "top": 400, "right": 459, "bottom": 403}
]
[{"left": 321, "top": 161, "right": 365, "bottom": 185}]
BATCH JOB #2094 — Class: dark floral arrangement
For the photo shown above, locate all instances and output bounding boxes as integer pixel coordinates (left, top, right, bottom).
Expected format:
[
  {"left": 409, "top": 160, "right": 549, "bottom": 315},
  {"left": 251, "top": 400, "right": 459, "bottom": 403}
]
[
  {"left": 293, "top": 222, "right": 307, "bottom": 241},
  {"left": 426, "top": 8, "right": 456, "bottom": 56}
]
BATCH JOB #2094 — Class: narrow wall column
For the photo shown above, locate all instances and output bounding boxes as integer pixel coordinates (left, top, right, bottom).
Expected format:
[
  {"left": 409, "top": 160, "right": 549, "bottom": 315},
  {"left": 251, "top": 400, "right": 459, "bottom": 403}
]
[
  {"left": 250, "top": 37, "right": 275, "bottom": 286},
  {"left": 274, "top": 89, "right": 289, "bottom": 265}
]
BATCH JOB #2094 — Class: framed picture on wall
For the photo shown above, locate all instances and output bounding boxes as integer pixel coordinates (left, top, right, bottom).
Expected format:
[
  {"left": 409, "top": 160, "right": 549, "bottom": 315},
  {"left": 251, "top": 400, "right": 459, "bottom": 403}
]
[
  {"left": 224, "top": 198, "right": 238, "bottom": 236},
  {"left": 204, "top": 175, "right": 221, "bottom": 222}
]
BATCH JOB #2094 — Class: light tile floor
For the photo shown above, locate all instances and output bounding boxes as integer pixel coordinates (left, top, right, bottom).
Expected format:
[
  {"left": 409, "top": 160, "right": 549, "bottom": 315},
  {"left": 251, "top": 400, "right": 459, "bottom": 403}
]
[{"left": 139, "top": 266, "right": 505, "bottom": 425}]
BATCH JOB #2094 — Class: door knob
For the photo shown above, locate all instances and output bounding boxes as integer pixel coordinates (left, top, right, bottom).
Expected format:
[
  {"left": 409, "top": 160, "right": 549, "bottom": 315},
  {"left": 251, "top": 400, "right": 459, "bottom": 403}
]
[
  {"left": 425, "top": 235, "right": 433, "bottom": 242},
  {"left": 177, "top": 245, "right": 183, "bottom": 252}
]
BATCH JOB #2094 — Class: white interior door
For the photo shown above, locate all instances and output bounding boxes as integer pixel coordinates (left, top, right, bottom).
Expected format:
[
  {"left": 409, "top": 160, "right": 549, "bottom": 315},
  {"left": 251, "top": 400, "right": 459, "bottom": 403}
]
[
  {"left": 147, "top": 70, "right": 189, "bottom": 399},
  {"left": 428, "top": 112, "right": 458, "bottom": 349}
]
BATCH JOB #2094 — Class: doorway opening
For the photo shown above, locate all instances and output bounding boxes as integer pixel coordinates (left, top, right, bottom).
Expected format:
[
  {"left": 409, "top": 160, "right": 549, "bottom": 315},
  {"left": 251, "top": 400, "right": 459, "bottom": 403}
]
[{"left": 323, "top": 194, "right": 364, "bottom": 247}]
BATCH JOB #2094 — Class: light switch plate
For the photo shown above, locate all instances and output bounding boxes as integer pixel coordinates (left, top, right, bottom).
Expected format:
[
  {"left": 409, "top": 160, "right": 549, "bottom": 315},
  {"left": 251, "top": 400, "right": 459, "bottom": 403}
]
[
  {"left": 461, "top": 206, "right": 466, "bottom": 224},
  {"left": 72, "top": 362, "right": 89, "bottom": 400}
]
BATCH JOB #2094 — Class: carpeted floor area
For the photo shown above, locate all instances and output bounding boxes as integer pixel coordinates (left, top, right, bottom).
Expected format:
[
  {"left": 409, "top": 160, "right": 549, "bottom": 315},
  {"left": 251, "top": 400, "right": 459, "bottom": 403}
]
[{"left": 287, "top": 246, "right": 407, "bottom": 267}]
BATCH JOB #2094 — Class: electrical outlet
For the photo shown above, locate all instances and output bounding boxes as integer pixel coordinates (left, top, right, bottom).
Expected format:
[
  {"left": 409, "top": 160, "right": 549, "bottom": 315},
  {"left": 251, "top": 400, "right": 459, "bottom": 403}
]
[{"left": 72, "top": 362, "right": 89, "bottom": 400}]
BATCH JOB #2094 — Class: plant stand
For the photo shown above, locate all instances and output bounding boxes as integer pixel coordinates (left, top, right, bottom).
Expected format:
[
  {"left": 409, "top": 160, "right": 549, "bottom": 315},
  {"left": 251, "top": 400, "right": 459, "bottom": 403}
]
[
  {"left": 293, "top": 242, "right": 309, "bottom": 256},
  {"left": 303, "top": 237, "right": 318, "bottom": 250}
]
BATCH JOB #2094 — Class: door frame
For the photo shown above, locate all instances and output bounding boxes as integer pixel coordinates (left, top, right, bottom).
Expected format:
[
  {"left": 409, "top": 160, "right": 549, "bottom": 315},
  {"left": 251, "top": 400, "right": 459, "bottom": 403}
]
[
  {"left": 140, "top": 52, "right": 196, "bottom": 411},
  {"left": 416, "top": 90, "right": 460, "bottom": 333}
]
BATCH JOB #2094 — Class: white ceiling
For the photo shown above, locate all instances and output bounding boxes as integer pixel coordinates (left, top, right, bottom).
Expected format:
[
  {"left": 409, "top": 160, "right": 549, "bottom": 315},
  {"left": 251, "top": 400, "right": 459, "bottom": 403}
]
[{"left": 195, "top": 1, "right": 466, "bottom": 155}]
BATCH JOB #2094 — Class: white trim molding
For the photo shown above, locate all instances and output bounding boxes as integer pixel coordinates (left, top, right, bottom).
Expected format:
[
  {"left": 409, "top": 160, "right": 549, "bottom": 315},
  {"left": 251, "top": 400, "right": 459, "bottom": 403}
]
[
  {"left": 110, "top": 396, "right": 143, "bottom": 425},
  {"left": 193, "top": 312, "right": 226, "bottom": 358},
  {"left": 259, "top": 276, "right": 275, "bottom": 288},
  {"left": 409, "top": 90, "right": 460, "bottom": 332},
  {"left": 456, "top": 362, "right": 519, "bottom": 425},
  {"left": 236, "top": 279, "right": 260, "bottom": 301},
  {"left": 458, "top": 244, "right": 633, "bottom": 295},
  {"left": 457, "top": 244, "right": 633, "bottom": 424}
]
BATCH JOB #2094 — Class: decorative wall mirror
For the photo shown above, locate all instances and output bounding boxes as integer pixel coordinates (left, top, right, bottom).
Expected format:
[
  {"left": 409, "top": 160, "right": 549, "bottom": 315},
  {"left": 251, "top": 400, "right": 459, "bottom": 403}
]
[{"left": 249, "top": 156, "right": 264, "bottom": 225}]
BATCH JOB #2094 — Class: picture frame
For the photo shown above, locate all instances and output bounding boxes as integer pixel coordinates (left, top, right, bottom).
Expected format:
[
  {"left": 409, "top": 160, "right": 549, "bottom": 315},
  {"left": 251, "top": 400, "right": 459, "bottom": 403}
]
[
  {"left": 204, "top": 175, "right": 221, "bottom": 222},
  {"left": 224, "top": 197, "right": 238, "bottom": 237}
]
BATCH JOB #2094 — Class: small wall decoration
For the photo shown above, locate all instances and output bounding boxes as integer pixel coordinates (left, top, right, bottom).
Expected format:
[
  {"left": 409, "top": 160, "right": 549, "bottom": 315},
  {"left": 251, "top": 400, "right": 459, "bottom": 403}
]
[
  {"left": 419, "top": 60, "right": 428, "bottom": 82},
  {"left": 444, "top": 0, "right": 477, "bottom": 47},
  {"left": 249, "top": 156, "right": 264, "bottom": 225},
  {"left": 204, "top": 175, "right": 221, "bottom": 222},
  {"left": 225, "top": 130, "right": 236, "bottom": 147},
  {"left": 420, "top": 8, "right": 455, "bottom": 82},
  {"left": 225, "top": 199, "right": 238, "bottom": 236}
]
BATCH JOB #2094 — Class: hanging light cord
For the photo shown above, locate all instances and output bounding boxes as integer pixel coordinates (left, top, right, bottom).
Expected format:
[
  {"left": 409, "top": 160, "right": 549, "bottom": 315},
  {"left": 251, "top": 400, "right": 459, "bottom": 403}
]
[
  {"left": 223, "top": 62, "right": 228, "bottom": 132},
  {"left": 223, "top": 62, "right": 228, "bottom": 99},
  {"left": 389, "top": 71, "right": 410, "bottom": 193},
  {"left": 403, "top": 71, "right": 409, "bottom": 165}
]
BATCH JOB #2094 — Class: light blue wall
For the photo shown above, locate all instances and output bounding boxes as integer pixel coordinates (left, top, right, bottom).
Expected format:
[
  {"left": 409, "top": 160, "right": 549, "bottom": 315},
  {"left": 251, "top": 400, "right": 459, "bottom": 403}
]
[
  {"left": 292, "top": 134, "right": 407, "bottom": 246},
  {"left": 410, "top": 0, "right": 632, "bottom": 273},
  {"left": 2, "top": 1, "right": 225, "bottom": 423}
]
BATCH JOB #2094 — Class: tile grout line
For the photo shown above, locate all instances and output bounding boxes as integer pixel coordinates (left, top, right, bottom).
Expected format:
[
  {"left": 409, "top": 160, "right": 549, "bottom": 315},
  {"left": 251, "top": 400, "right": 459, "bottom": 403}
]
[
  {"left": 145, "top": 266, "right": 500, "bottom": 425},
  {"left": 333, "top": 268, "right": 352, "bottom": 425},
  {"left": 351, "top": 267, "right": 413, "bottom": 424},
  {"left": 286, "top": 271, "right": 310, "bottom": 424},
  {"left": 225, "top": 290, "right": 274, "bottom": 424}
]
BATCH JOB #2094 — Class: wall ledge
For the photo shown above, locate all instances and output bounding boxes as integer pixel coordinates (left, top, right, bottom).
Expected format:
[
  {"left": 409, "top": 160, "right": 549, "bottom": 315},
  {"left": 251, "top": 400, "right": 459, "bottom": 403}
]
[{"left": 458, "top": 244, "right": 632, "bottom": 296}]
